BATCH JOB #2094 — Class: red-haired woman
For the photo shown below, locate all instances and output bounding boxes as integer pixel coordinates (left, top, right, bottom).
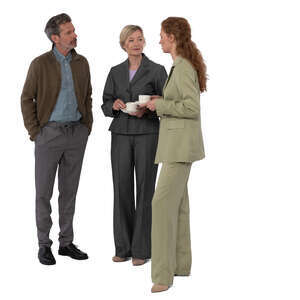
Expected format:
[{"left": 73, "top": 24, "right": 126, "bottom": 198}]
[{"left": 140, "top": 17, "right": 207, "bottom": 292}]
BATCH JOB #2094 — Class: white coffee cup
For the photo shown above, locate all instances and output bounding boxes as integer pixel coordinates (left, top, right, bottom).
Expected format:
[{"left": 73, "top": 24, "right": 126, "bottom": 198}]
[
  {"left": 138, "top": 95, "right": 151, "bottom": 103},
  {"left": 125, "top": 102, "right": 138, "bottom": 112}
]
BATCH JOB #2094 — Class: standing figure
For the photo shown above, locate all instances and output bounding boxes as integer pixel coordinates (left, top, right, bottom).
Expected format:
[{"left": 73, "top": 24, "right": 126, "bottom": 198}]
[
  {"left": 21, "top": 13, "right": 93, "bottom": 265},
  {"left": 140, "top": 17, "right": 207, "bottom": 292},
  {"left": 102, "top": 25, "right": 167, "bottom": 266}
]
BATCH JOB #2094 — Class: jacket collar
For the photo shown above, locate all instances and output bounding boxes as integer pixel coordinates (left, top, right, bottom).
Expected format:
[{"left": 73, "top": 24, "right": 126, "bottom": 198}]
[
  {"left": 123, "top": 52, "right": 149, "bottom": 67},
  {"left": 162, "top": 56, "right": 183, "bottom": 92},
  {"left": 53, "top": 46, "right": 72, "bottom": 62},
  {"left": 122, "top": 53, "right": 150, "bottom": 85},
  {"left": 172, "top": 55, "right": 183, "bottom": 66},
  {"left": 47, "top": 44, "right": 81, "bottom": 62}
]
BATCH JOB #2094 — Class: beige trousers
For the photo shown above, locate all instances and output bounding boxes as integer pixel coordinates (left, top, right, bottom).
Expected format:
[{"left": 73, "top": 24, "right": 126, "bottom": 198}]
[{"left": 151, "top": 162, "right": 192, "bottom": 285}]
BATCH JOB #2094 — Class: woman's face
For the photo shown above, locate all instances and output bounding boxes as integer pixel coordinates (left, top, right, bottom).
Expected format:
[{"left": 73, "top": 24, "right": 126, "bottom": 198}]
[
  {"left": 159, "top": 28, "right": 173, "bottom": 53},
  {"left": 123, "top": 30, "right": 145, "bottom": 55}
]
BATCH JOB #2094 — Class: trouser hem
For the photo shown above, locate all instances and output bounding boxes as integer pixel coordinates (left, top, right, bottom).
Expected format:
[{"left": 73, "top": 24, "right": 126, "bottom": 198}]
[
  {"left": 174, "top": 270, "right": 190, "bottom": 276},
  {"left": 152, "top": 280, "right": 173, "bottom": 286}
]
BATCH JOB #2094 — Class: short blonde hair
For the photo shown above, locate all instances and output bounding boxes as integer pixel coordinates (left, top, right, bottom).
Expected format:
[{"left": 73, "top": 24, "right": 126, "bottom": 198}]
[{"left": 119, "top": 25, "right": 145, "bottom": 51}]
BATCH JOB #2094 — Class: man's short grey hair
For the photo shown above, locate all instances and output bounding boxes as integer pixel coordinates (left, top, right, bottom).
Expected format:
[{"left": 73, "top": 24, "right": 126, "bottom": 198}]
[{"left": 44, "top": 13, "right": 72, "bottom": 43}]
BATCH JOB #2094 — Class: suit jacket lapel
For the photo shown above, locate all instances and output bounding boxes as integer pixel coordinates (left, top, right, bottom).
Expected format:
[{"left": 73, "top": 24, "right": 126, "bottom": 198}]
[
  {"left": 163, "top": 66, "right": 175, "bottom": 96},
  {"left": 121, "top": 59, "right": 130, "bottom": 84},
  {"left": 130, "top": 54, "right": 150, "bottom": 86},
  {"left": 162, "top": 57, "right": 183, "bottom": 96}
]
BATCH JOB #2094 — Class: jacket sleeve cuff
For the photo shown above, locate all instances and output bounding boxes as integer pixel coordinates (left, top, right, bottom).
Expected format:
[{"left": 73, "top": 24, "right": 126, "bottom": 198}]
[
  {"left": 112, "top": 108, "right": 120, "bottom": 117},
  {"left": 108, "top": 99, "right": 120, "bottom": 117},
  {"left": 30, "top": 126, "right": 41, "bottom": 141},
  {"left": 155, "top": 98, "right": 165, "bottom": 117}
]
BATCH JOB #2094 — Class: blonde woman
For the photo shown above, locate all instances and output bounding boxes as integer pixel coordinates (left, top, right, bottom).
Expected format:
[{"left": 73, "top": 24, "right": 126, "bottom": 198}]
[
  {"left": 101, "top": 25, "right": 167, "bottom": 266},
  {"left": 140, "top": 17, "right": 207, "bottom": 292}
]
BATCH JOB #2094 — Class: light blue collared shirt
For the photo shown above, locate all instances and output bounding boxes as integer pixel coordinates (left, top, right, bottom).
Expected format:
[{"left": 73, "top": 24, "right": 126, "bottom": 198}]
[{"left": 49, "top": 46, "right": 82, "bottom": 122}]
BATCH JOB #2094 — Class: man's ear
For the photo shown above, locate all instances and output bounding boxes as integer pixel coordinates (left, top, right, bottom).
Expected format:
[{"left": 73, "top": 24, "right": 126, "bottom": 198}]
[{"left": 51, "top": 34, "right": 59, "bottom": 44}]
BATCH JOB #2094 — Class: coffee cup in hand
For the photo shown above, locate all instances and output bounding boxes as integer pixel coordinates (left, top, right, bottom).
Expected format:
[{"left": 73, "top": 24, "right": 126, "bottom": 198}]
[
  {"left": 138, "top": 95, "right": 151, "bottom": 104},
  {"left": 125, "top": 102, "right": 138, "bottom": 112}
]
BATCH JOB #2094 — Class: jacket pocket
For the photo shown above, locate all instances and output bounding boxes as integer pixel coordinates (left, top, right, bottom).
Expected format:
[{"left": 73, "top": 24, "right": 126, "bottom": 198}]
[
  {"left": 34, "top": 129, "right": 42, "bottom": 143},
  {"left": 166, "top": 119, "right": 184, "bottom": 129}
]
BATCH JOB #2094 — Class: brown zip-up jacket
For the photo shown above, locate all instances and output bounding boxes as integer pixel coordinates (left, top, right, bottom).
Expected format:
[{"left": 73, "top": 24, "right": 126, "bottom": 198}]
[{"left": 21, "top": 48, "right": 93, "bottom": 141}]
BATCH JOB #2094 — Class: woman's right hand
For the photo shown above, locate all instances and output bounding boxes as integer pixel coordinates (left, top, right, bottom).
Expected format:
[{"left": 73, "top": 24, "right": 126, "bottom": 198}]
[
  {"left": 113, "top": 99, "right": 126, "bottom": 111},
  {"left": 150, "top": 95, "right": 161, "bottom": 100}
]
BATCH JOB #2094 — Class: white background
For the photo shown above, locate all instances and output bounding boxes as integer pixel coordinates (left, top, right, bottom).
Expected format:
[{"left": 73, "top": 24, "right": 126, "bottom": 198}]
[{"left": 0, "top": 0, "right": 299, "bottom": 299}]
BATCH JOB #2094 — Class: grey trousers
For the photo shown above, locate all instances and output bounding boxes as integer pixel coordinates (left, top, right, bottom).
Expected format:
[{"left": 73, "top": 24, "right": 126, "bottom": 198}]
[
  {"left": 111, "top": 133, "right": 158, "bottom": 259},
  {"left": 35, "top": 121, "right": 89, "bottom": 247}
]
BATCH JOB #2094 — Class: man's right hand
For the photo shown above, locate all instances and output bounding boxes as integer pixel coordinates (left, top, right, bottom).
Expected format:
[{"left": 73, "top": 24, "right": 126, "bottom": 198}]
[{"left": 113, "top": 99, "right": 126, "bottom": 111}]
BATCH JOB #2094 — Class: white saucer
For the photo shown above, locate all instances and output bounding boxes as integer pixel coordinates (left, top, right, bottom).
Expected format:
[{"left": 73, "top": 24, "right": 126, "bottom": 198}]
[{"left": 121, "top": 108, "right": 137, "bottom": 113}]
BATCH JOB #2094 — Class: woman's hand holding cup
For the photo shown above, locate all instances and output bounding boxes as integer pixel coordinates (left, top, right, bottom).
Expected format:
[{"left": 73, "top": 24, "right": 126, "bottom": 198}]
[
  {"left": 113, "top": 99, "right": 126, "bottom": 110},
  {"left": 138, "top": 95, "right": 160, "bottom": 111}
]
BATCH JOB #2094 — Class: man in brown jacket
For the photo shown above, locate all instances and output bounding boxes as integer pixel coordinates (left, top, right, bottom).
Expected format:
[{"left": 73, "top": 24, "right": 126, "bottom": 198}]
[{"left": 21, "top": 13, "right": 93, "bottom": 265}]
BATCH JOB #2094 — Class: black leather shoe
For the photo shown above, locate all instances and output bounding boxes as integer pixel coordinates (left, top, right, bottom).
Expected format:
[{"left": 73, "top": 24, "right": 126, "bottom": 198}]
[
  {"left": 38, "top": 246, "right": 56, "bottom": 265},
  {"left": 58, "top": 243, "right": 88, "bottom": 260}
]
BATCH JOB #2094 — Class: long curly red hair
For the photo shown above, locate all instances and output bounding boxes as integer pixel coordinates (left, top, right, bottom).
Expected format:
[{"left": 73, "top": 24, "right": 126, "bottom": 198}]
[{"left": 162, "top": 17, "right": 207, "bottom": 93}]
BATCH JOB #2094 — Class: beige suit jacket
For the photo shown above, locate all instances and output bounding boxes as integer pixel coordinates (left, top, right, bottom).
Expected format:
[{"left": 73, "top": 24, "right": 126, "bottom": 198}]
[{"left": 155, "top": 56, "right": 205, "bottom": 163}]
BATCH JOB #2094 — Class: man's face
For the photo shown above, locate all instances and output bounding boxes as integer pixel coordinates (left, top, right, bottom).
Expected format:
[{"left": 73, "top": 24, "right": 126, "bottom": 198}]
[{"left": 52, "top": 22, "right": 77, "bottom": 51}]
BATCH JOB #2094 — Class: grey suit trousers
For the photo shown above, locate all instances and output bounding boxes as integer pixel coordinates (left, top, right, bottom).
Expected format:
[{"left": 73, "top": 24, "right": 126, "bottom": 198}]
[
  {"left": 111, "top": 133, "right": 158, "bottom": 259},
  {"left": 35, "top": 121, "right": 89, "bottom": 247}
]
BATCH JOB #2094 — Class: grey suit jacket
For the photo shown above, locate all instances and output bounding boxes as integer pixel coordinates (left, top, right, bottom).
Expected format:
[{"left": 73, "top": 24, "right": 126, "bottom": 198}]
[{"left": 101, "top": 54, "right": 167, "bottom": 134}]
